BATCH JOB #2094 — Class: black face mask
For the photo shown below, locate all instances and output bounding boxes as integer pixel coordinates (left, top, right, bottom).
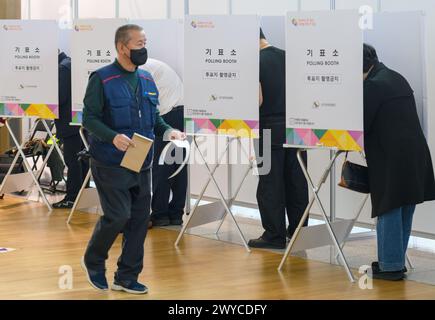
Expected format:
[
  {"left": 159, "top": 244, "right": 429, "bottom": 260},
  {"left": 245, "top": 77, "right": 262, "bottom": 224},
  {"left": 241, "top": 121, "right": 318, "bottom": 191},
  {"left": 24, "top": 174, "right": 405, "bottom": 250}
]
[{"left": 129, "top": 47, "right": 148, "bottom": 66}]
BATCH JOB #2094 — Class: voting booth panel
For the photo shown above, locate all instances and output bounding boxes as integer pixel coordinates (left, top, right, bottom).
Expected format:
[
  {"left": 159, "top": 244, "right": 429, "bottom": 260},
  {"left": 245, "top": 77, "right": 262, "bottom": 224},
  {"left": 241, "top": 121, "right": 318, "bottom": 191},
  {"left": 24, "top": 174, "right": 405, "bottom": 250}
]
[
  {"left": 0, "top": 20, "right": 62, "bottom": 211},
  {"left": 186, "top": 14, "right": 260, "bottom": 202},
  {"left": 0, "top": 20, "right": 59, "bottom": 119},
  {"left": 285, "top": 11, "right": 364, "bottom": 151},
  {"left": 132, "top": 19, "right": 184, "bottom": 80},
  {"left": 177, "top": 15, "right": 261, "bottom": 252},
  {"left": 183, "top": 15, "right": 260, "bottom": 138}
]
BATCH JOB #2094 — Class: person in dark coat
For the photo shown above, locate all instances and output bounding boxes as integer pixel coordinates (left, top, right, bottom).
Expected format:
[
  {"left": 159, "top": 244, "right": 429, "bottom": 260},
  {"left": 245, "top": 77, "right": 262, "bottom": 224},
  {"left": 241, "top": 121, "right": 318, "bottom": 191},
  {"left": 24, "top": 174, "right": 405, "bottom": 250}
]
[
  {"left": 363, "top": 44, "right": 435, "bottom": 281},
  {"left": 53, "top": 52, "right": 89, "bottom": 209}
]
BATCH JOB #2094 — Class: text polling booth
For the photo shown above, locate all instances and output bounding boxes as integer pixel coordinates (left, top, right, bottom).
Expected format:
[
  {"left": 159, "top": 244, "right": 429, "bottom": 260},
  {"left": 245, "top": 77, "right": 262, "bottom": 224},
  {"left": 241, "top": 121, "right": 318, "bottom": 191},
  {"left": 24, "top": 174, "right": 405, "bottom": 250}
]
[
  {"left": 67, "top": 19, "right": 126, "bottom": 223},
  {"left": 175, "top": 15, "right": 260, "bottom": 252},
  {"left": 279, "top": 11, "right": 364, "bottom": 282},
  {"left": 0, "top": 20, "right": 61, "bottom": 211}
]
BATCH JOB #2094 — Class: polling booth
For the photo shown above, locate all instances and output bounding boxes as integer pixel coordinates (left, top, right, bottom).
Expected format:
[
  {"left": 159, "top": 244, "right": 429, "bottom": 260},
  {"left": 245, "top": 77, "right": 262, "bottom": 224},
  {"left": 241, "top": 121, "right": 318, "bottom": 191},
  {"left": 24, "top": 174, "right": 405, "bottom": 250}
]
[
  {"left": 67, "top": 17, "right": 186, "bottom": 223},
  {"left": 175, "top": 14, "right": 260, "bottom": 252},
  {"left": 277, "top": 10, "right": 364, "bottom": 282},
  {"left": 66, "top": 18, "right": 126, "bottom": 222},
  {"left": 0, "top": 19, "right": 63, "bottom": 211}
]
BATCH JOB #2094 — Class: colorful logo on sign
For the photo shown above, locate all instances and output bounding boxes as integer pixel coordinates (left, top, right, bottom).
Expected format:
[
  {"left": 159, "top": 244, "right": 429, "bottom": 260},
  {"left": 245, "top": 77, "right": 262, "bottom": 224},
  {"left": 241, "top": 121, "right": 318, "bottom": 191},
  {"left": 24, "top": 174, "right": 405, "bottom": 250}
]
[
  {"left": 191, "top": 21, "right": 215, "bottom": 29},
  {"left": 290, "top": 18, "right": 316, "bottom": 27},
  {"left": 2, "top": 25, "right": 23, "bottom": 31},
  {"left": 74, "top": 24, "right": 94, "bottom": 32}
]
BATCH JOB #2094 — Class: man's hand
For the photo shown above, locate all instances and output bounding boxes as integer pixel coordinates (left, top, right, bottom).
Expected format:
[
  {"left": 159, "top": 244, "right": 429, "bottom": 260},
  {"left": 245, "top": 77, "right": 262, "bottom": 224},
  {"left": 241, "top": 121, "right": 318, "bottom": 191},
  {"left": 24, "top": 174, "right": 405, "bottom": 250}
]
[
  {"left": 113, "top": 134, "right": 135, "bottom": 152},
  {"left": 168, "top": 130, "right": 186, "bottom": 141}
]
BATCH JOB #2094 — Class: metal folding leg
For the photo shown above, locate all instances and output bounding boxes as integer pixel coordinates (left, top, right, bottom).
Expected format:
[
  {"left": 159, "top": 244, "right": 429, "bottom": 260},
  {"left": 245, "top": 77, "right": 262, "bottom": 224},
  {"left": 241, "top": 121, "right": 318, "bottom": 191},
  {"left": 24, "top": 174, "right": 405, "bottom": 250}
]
[
  {"left": 278, "top": 149, "right": 355, "bottom": 282},
  {"left": 215, "top": 138, "right": 254, "bottom": 235},
  {"left": 175, "top": 135, "right": 251, "bottom": 253},
  {"left": 67, "top": 127, "right": 100, "bottom": 224},
  {"left": 0, "top": 119, "right": 52, "bottom": 211}
]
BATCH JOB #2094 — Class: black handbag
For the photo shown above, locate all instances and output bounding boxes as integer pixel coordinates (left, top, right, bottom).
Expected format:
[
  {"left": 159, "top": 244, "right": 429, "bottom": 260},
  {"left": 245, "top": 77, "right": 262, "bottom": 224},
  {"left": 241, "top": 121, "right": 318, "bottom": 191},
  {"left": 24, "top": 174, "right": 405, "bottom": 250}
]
[{"left": 338, "top": 152, "right": 370, "bottom": 194}]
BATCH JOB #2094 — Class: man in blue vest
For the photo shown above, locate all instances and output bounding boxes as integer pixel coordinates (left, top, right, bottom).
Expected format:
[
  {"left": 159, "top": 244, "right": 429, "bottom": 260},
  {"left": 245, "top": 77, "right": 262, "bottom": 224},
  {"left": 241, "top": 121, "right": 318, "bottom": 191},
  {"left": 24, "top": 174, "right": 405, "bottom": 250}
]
[{"left": 81, "top": 24, "right": 185, "bottom": 294}]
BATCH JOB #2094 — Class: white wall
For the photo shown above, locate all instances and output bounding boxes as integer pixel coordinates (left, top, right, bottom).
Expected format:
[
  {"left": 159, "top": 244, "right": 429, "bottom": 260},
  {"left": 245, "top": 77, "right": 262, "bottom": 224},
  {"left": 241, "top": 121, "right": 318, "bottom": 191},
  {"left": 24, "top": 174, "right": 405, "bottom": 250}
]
[
  {"left": 26, "top": 0, "right": 71, "bottom": 19},
  {"left": 119, "top": 0, "right": 167, "bottom": 19},
  {"left": 78, "top": 0, "right": 115, "bottom": 18},
  {"left": 379, "top": 0, "right": 435, "bottom": 236},
  {"left": 232, "top": 0, "right": 298, "bottom": 15},
  {"left": 189, "top": 0, "right": 228, "bottom": 15}
]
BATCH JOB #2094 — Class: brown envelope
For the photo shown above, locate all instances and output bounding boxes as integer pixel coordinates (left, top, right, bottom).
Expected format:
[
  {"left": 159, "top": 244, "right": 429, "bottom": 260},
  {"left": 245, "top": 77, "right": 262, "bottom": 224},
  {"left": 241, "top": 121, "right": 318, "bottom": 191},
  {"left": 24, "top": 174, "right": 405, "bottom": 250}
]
[{"left": 120, "top": 133, "right": 154, "bottom": 173}]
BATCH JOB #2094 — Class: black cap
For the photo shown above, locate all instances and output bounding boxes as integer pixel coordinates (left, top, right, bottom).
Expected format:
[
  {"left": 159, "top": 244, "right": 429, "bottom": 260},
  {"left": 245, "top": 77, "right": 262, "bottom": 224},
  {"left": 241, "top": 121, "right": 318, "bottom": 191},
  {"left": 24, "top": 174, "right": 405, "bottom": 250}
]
[{"left": 363, "top": 43, "right": 379, "bottom": 73}]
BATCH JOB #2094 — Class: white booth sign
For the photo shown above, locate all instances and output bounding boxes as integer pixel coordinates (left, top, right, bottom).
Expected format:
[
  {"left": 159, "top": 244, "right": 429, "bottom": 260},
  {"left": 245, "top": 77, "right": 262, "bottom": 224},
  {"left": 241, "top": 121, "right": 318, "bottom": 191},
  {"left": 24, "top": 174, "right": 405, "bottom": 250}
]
[
  {"left": 71, "top": 19, "right": 127, "bottom": 123},
  {"left": 285, "top": 11, "right": 364, "bottom": 151},
  {"left": 184, "top": 15, "right": 260, "bottom": 137},
  {"left": 0, "top": 20, "right": 59, "bottom": 119}
]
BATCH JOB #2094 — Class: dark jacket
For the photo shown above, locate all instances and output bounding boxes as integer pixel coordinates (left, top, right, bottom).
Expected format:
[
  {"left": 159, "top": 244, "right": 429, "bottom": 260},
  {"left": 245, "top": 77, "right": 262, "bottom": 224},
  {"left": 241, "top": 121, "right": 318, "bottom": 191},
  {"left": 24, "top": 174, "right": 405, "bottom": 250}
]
[
  {"left": 55, "top": 52, "right": 79, "bottom": 139},
  {"left": 364, "top": 62, "right": 435, "bottom": 218}
]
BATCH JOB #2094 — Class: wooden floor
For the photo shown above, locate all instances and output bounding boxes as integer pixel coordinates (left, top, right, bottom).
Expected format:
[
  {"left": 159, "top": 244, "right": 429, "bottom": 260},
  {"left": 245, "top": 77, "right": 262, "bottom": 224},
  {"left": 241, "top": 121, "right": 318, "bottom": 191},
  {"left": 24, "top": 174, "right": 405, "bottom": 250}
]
[{"left": 1, "top": 196, "right": 435, "bottom": 300}]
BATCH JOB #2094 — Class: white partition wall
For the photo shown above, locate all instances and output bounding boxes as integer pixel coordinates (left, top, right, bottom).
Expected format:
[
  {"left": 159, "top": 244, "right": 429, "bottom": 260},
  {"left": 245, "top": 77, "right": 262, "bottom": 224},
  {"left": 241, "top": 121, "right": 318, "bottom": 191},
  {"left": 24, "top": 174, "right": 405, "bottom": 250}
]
[
  {"left": 232, "top": 0, "right": 298, "bottom": 15},
  {"left": 78, "top": 0, "right": 116, "bottom": 18},
  {"left": 119, "top": 0, "right": 167, "bottom": 19}
]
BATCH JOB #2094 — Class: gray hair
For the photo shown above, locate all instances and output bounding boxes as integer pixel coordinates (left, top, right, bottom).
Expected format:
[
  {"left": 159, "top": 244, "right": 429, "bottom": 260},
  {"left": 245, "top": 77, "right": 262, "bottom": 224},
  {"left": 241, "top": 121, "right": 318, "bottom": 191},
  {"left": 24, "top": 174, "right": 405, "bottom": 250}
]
[{"left": 115, "top": 24, "right": 144, "bottom": 50}]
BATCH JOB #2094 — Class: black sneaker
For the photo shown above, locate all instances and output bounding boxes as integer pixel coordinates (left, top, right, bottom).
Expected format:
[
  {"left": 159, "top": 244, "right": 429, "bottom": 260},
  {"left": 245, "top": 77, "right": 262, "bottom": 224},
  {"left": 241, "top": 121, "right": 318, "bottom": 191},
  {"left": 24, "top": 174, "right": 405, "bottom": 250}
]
[
  {"left": 169, "top": 219, "right": 183, "bottom": 226},
  {"left": 248, "top": 237, "right": 286, "bottom": 249},
  {"left": 366, "top": 264, "right": 405, "bottom": 281},
  {"left": 151, "top": 218, "right": 170, "bottom": 226},
  {"left": 112, "top": 279, "right": 148, "bottom": 294},
  {"left": 81, "top": 256, "right": 108, "bottom": 291},
  {"left": 371, "top": 261, "right": 408, "bottom": 273},
  {"left": 53, "top": 199, "right": 75, "bottom": 209}
]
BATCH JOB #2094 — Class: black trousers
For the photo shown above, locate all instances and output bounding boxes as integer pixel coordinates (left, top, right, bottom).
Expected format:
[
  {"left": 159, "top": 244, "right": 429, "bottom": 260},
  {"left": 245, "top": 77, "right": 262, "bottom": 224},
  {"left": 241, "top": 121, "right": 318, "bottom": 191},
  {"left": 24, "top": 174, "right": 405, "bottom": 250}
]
[
  {"left": 85, "top": 160, "right": 151, "bottom": 281},
  {"left": 256, "top": 116, "right": 309, "bottom": 244},
  {"left": 62, "top": 134, "right": 88, "bottom": 201},
  {"left": 151, "top": 106, "right": 187, "bottom": 222}
]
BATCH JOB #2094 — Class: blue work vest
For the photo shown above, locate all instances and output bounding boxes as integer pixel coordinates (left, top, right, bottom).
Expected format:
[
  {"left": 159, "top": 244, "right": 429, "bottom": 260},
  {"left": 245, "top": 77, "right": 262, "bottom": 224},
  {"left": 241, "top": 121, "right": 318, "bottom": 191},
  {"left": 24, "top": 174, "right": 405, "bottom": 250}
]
[{"left": 88, "top": 63, "right": 159, "bottom": 170}]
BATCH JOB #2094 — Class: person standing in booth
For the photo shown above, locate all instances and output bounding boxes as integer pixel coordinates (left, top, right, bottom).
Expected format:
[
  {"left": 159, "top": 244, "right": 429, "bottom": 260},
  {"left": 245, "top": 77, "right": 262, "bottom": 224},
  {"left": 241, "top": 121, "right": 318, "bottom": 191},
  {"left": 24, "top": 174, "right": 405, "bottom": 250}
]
[
  {"left": 142, "top": 58, "right": 187, "bottom": 228},
  {"left": 81, "top": 24, "right": 185, "bottom": 294},
  {"left": 248, "top": 29, "right": 309, "bottom": 250},
  {"left": 53, "top": 51, "right": 88, "bottom": 209},
  {"left": 363, "top": 44, "right": 435, "bottom": 281}
]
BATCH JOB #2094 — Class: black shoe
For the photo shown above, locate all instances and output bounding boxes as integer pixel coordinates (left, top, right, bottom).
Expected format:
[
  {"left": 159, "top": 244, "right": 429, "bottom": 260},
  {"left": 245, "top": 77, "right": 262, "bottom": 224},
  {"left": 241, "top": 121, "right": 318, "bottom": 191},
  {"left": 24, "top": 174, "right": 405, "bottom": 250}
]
[
  {"left": 150, "top": 218, "right": 170, "bottom": 227},
  {"left": 169, "top": 219, "right": 183, "bottom": 226},
  {"left": 248, "top": 237, "right": 286, "bottom": 249},
  {"left": 371, "top": 261, "right": 408, "bottom": 273},
  {"left": 81, "top": 257, "right": 108, "bottom": 291},
  {"left": 369, "top": 269, "right": 405, "bottom": 281},
  {"left": 112, "top": 279, "right": 148, "bottom": 295},
  {"left": 52, "top": 199, "right": 75, "bottom": 209},
  {"left": 367, "top": 263, "right": 405, "bottom": 281}
]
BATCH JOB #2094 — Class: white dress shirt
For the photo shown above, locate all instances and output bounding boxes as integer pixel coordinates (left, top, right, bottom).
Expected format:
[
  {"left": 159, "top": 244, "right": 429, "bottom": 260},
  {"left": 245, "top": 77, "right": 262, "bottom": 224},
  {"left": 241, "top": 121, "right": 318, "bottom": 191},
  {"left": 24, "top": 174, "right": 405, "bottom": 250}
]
[{"left": 141, "top": 58, "right": 184, "bottom": 116}]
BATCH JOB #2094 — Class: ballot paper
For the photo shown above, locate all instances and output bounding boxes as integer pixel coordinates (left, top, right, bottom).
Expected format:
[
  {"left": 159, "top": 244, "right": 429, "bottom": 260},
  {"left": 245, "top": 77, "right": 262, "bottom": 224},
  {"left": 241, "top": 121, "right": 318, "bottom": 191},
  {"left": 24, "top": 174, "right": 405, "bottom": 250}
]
[
  {"left": 120, "top": 133, "right": 154, "bottom": 173},
  {"left": 158, "top": 139, "right": 190, "bottom": 179}
]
